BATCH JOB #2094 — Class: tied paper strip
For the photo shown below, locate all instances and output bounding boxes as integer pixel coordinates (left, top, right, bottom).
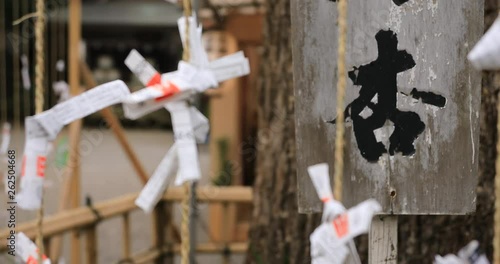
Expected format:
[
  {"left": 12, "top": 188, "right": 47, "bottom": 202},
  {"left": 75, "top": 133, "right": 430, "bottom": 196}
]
[
  {"left": 468, "top": 15, "right": 500, "bottom": 70},
  {"left": 16, "top": 117, "right": 51, "bottom": 210},
  {"left": 34, "top": 80, "right": 130, "bottom": 140},
  {"left": 166, "top": 101, "right": 201, "bottom": 185},
  {"left": 135, "top": 144, "right": 178, "bottom": 213},
  {"left": 435, "top": 241, "right": 490, "bottom": 264},
  {"left": 135, "top": 106, "right": 209, "bottom": 213},
  {"left": 310, "top": 200, "right": 382, "bottom": 264},
  {"left": 307, "top": 163, "right": 346, "bottom": 222},
  {"left": 17, "top": 232, "right": 52, "bottom": 264},
  {"left": 122, "top": 16, "right": 250, "bottom": 120},
  {"left": 17, "top": 80, "right": 130, "bottom": 210},
  {"left": 21, "top": 55, "right": 32, "bottom": 90},
  {"left": 308, "top": 163, "right": 382, "bottom": 264}
]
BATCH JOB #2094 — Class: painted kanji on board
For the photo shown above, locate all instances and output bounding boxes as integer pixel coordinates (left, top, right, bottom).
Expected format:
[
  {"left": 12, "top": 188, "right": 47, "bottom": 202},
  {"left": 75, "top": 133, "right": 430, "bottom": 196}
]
[{"left": 291, "top": 0, "right": 483, "bottom": 214}]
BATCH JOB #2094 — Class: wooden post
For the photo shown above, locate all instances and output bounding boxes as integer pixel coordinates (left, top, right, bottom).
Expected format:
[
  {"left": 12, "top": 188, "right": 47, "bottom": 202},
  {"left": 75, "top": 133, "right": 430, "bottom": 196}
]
[
  {"left": 122, "top": 213, "right": 131, "bottom": 260},
  {"left": 68, "top": 0, "right": 82, "bottom": 263},
  {"left": 369, "top": 216, "right": 398, "bottom": 264},
  {"left": 153, "top": 201, "right": 167, "bottom": 264},
  {"left": 222, "top": 202, "right": 230, "bottom": 264},
  {"left": 84, "top": 225, "right": 97, "bottom": 264}
]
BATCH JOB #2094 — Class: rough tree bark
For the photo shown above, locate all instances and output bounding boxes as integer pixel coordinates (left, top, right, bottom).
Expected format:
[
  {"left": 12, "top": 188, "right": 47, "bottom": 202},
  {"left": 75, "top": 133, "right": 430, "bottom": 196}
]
[
  {"left": 398, "top": 1, "right": 500, "bottom": 262},
  {"left": 245, "top": 0, "right": 320, "bottom": 263}
]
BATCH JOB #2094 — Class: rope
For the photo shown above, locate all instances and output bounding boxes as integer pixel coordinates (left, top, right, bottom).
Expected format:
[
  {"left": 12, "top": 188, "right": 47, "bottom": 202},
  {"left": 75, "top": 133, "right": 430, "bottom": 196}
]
[
  {"left": 495, "top": 89, "right": 500, "bottom": 264},
  {"left": 333, "top": 0, "right": 348, "bottom": 202},
  {"left": 34, "top": 0, "right": 46, "bottom": 262},
  {"left": 180, "top": 1, "right": 192, "bottom": 264}
]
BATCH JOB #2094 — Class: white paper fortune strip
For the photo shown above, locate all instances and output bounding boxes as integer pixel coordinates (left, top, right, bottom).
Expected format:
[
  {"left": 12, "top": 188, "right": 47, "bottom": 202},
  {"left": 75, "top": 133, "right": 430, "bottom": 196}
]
[
  {"left": 21, "top": 55, "right": 31, "bottom": 90},
  {"left": 434, "top": 241, "right": 490, "bottom": 264},
  {"left": 1, "top": 122, "right": 11, "bottom": 155},
  {"left": 310, "top": 200, "right": 382, "bottom": 264},
  {"left": 135, "top": 144, "right": 178, "bottom": 213},
  {"left": 35, "top": 80, "right": 130, "bottom": 140},
  {"left": 165, "top": 101, "right": 201, "bottom": 185},
  {"left": 308, "top": 163, "right": 346, "bottom": 222},
  {"left": 18, "top": 80, "right": 130, "bottom": 210},
  {"left": 16, "top": 232, "right": 52, "bottom": 264},
  {"left": 135, "top": 106, "right": 209, "bottom": 213},
  {"left": 16, "top": 118, "right": 51, "bottom": 210},
  {"left": 468, "top": 15, "right": 500, "bottom": 70}
]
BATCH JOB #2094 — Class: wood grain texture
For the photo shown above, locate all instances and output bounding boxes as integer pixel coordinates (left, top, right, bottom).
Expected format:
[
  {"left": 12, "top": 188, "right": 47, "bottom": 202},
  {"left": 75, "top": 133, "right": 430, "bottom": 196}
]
[
  {"left": 291, "top": 0, "right": 483, "bottom": 214},
  {"left": 369, "top": 216, "right": 398, "bottom": 264}
]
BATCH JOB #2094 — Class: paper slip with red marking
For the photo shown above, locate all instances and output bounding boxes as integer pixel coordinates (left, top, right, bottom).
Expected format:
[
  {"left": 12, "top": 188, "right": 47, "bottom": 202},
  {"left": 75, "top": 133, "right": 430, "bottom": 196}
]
[
  {"left": 468, "top": 15, "right": 500, "bottom": 70},
  {"left": 1, "top": 122, "right": 11, "bottom": 155},
  {"left": 17, "top": 117, "right": 51, "bottom": 210},
  {"left": 135, "top": 106, "right": 209, "bottom": 213},
  {"left": 122, "top": 16, "right": 250, "bottom": 120},
  {"left": 135, "top": 144, "right": 179, "bottom": 213},
  {"left": 17, "top": 232, "right": 52, "bottom": 264},
  {"left": 34, "top": 80, "right": 130, "bottom": 140},
  {"left": 18, "top": 80, "right": 130, "bottom": 210},
  {"left": 310, "top": 199, "right": 381, "bottom": 264},
  {"left": 307, "top": 163, "right": 346, "bottom": 222}
]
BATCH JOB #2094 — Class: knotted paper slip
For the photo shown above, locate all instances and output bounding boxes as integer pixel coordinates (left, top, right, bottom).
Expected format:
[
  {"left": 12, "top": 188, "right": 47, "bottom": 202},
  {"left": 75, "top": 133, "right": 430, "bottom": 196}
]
[
  {"left": 132, "top": 15, "right": 250, "bottom": 213},
  {"left": 308, "top": 163, "right": 382, "bottom": 264},
  {"left": 17, "top": 80, "right": 130, "bottom": 210}
]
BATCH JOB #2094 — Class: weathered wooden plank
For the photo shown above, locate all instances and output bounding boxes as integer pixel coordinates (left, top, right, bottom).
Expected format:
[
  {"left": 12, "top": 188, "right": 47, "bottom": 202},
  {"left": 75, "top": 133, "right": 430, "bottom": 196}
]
[
  {"left": 291, "top": 0, "right": 483, "bottom": 214},
  {"left": 369, "top": 216, "right": 398, "bottom": 264}
]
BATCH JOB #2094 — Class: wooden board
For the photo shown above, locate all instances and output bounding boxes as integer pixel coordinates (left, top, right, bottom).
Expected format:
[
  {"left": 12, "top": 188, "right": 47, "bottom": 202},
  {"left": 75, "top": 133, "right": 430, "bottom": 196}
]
[{"left": 291, "top": 0, "right": 483, "bottom": 214}]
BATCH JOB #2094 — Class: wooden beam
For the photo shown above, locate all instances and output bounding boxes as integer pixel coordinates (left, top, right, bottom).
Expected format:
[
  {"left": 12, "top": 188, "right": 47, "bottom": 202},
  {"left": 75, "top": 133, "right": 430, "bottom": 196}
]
[
  {"left": 0, "top": 187, "right": 253, "bottom": 252},
  {"left": 128, "top": 242, "right": 248, "bottom": 264}
]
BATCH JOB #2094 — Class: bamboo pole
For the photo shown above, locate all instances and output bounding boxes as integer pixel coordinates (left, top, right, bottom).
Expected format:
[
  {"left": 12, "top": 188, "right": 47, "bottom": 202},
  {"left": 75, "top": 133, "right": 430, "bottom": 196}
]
[
  {"left": 0, "top": 186, "right": 253, "bottom": 247},
  {"left": 68, "top": 0, "right": 82, "bottom": 263}
]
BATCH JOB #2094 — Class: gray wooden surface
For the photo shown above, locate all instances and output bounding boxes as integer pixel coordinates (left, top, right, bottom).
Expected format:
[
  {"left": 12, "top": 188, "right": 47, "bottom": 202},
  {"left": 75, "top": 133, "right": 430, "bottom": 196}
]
[
  {"left": 369, "top": 216, "right": 398, "bottom": 264},
  {"left": 291, "top": 0, "right": 483, "bottom": 214}
]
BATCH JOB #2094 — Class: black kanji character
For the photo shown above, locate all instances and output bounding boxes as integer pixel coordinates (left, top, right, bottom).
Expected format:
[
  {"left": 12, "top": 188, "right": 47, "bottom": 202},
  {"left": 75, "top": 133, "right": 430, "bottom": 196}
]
[{"left": 329, "top": 30, "right": 446, "bottom": 162}]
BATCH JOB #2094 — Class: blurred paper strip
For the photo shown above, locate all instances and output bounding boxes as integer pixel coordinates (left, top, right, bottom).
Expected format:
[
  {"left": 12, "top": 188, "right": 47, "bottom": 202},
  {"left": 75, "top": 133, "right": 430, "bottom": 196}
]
[
  {"left": 135, "top": 144, "right": 178, "bottom": 213},
  {"left": 310, "top": 199, "right": 381, "bottom": 264},
  {"left": 17, "top": 232, "right": 52, "bottom": 264},
  {"left": 468, "top": 15, "right": 500, "bottom": 70},
  {"left": 18, "top": 80, "right": 130, "bottom": 210},
  {"left": 166, "top": 101, "right": 202, "bottom": 186},
  {"left": 1, "top": 122, "right": 11, "bottom": 155},
  {"left": 21, "top": 55, "right": 31, "bottom": 90}
]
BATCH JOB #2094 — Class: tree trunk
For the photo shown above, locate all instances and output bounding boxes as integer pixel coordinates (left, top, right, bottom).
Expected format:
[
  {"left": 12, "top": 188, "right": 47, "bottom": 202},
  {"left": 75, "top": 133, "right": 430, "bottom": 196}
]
[{"left": 245, "top": 0, "right": 320, "bottom": 263}]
